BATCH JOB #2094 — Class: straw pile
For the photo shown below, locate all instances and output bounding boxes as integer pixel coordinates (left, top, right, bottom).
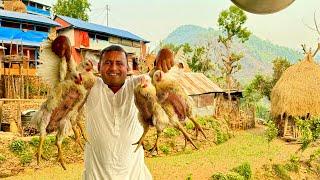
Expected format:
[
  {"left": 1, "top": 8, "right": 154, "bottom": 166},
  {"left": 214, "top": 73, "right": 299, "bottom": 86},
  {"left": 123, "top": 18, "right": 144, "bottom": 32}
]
[{"left": 271, "top": 53, "right": 320, "bottom": 117}]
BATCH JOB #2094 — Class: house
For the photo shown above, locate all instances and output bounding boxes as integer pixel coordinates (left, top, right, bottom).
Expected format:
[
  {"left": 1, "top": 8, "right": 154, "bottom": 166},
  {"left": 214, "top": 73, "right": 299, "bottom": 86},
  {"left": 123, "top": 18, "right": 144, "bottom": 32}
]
[
  {"left": 22, "top": 0, "right": 51, "bottom": 17},
  {"left": 0, "top": 9, "right": 59, "bottom": 98},
  {"left": 54, "top": 15, "right": 149, "bottom": 73},
  {"left": 0, "top": 9, "right": 59, "bottom": 72},
  {"left": 168, "top": 69, "right": 224, "bottom": 116}
]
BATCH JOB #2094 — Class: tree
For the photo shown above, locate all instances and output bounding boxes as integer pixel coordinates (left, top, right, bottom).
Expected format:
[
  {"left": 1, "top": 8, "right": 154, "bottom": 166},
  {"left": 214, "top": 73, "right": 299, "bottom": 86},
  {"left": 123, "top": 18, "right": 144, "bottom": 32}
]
[
  {"left": 53, "top": 0, "right": 91, "bottom": 21},
  {"left": 217, "top": 5, "right": 251, "bottom": 104},
  {"left": 185, "top": 43, "right": 215, "bottom": 77},
  {"left": 159, "top": 42, "right": 215, "bottom": 77},
  {"left": 272, "top": 57, "right": 291, "bottom": 85}
]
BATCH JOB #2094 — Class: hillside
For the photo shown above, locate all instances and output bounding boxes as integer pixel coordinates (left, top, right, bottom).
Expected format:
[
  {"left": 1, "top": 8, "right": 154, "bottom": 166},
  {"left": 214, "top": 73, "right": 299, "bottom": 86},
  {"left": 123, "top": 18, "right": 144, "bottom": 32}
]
[{"left": 163, "top": 25, "right": 304, "bottom": 83}]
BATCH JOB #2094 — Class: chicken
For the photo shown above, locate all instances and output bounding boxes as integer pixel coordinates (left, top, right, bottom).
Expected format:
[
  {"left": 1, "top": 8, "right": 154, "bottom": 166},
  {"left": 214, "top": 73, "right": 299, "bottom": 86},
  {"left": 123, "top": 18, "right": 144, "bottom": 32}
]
[
  {"left": 133, "top": 75, "right": 170, "bottom": 154},
  {"left": 32, "top": 36, "right": 92, "bottom": 170},
  {"left": 152, "top": 70, "right": 207, "bottom": 149},
  {"left": 32, "top": 78, "right": 86, "bottom": 170},
  {"left": 68, "top": 59, "right": 96, "bottom": 150}
]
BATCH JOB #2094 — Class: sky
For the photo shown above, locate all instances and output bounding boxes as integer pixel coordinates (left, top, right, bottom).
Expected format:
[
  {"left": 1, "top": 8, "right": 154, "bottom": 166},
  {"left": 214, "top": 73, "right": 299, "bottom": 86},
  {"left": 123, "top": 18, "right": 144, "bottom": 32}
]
[{"left": 47, "top": 0, "right": 320, "bottom": 50}]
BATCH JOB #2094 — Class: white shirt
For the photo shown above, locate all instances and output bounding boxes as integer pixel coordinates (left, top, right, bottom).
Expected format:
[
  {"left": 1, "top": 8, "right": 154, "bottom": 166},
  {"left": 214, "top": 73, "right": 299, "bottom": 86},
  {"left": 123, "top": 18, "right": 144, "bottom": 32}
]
[{"left": 83, "top": 76, "right": 152, "bottom": 180}]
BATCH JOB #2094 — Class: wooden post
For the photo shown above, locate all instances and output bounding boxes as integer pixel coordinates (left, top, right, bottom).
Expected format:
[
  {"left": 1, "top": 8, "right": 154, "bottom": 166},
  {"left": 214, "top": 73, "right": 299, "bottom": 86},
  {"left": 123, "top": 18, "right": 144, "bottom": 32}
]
[
  {"left": 0, "top": 101, "right": 3, "bottom": 131},
  {"left": 283, "top": 116, "right": 288, "bottom": 137},
  {"left": 17, "top": 100, "right": 23, "bottom": 136},
  {"left": 26, "top": 50, "right": 30, "bottom": 99}
]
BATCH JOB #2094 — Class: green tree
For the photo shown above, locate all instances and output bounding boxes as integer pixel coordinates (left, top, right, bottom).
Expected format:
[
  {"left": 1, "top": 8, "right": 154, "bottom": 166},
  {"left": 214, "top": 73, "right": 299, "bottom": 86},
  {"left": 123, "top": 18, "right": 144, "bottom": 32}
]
[
  {"left": 53, "top": 0, "right": 91, "bottom": 21},
  {"left": 217, "top": 5, "right": 251, "bottom": 104},
  {"left": 272, "top": 57, "right": 291, "bottom": 85},
  {"left": 186, "top": 44, "right": 215, "bottom": 77}
]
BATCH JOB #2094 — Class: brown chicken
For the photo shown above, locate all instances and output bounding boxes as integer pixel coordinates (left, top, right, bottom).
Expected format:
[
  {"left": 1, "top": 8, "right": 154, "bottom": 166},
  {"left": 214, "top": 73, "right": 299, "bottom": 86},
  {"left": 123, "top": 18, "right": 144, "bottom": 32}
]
[
  {"left": 133, "top": 75, "right": 170, "bottom": 154},
  {"left": 33, "top": 36, "right": 94, "bottom": 170},
  {"left": 152, "top": 69, "right": 207, "bottom": 149}
]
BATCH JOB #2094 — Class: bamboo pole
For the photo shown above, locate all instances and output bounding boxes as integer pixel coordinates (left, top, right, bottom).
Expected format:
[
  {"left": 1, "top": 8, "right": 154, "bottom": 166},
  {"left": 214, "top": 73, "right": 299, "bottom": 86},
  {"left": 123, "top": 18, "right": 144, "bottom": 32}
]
[
  {"left": 16, "top": 99, "right": 23, "bottom": 136},
  {"left": 283, "top": 116, "right": 288, "bottom": 137},
  {"left": 0, "top": 101, "right": 3, "bottom": 131}
]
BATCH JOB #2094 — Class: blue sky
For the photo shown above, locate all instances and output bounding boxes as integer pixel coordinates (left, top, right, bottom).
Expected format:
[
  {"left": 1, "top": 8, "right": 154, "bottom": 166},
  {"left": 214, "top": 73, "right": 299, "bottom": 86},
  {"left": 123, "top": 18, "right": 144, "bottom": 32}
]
[{"left": 47, "top": 0, "right": 320, "bottom": 50}]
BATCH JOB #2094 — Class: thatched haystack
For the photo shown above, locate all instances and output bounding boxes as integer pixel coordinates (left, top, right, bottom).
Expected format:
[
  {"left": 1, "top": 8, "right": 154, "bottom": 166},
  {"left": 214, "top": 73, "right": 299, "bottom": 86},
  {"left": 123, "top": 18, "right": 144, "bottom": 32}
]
[
  {"left": 271, "top": 53, "right": 320, "bottom": 138},
  {"left": 4, "top": 0, "right": 26, "bottom": 13}
]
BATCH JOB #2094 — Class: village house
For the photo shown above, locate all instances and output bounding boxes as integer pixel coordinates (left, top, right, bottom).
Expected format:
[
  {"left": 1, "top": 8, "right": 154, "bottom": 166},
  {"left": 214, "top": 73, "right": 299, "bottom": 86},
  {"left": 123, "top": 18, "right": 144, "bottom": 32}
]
[{"left": 54, "top": 15, "right": 149, "bottom": 73}]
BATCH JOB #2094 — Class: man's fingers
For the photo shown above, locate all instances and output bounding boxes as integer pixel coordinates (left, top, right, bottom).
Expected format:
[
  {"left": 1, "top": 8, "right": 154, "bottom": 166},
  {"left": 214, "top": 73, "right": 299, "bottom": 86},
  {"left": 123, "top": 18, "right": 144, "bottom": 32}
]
[
  {"left": 169, "top": 57, "right": 174, "bottom": 67},
  {"left": 161, "top": 59, "right": 168, "bottom": 72}
]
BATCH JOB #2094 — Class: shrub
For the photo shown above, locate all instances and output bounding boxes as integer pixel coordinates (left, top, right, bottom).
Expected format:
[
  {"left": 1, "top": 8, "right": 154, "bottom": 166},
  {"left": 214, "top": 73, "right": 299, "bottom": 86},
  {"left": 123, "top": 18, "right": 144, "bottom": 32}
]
[
  {"left": 231, "top": 162, "right": 252, "bottom": 180},
  {"left": 20, "top": 152, "right": 33, "bottom": 166},
  {"left": 10, "top": 140, "right": 28, "bottom": 155},
  {"left": 185, "top": 121, "right": 195, "bottom": 130},
  {"left": 163, "top": 128, "right": 180, "bottom": 138},
  {"left": 284, "top": 155, "right": 300, "bottom": 172},
  {"left": 211, "top": 172, "right": 245, "bottom": 180},
  {"left": 265, "top": 120, "right": 278, "bottom": 144},
  {"left": 0, "top": 154, "right": 6, "bottom": 163},
  {"left": 272, "top": 164, "right": 291, "bottom": 180},
  {"left": 29, "top": 136, "right": 40, "bottom": 147},
  {"left": 185, "top": 173, "right": 193, "bottom": 180},
  {"left": 159, "top": 145, "right": 170, "bottom": 155}
]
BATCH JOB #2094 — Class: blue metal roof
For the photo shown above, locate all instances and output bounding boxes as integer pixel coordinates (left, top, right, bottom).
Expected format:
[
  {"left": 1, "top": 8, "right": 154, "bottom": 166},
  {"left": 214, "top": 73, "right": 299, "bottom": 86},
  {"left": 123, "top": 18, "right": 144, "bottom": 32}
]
[
  {"left": 0, "top": 10, "right": 59, "bottom": 27},
  {"left": 0, "top": 27, "right": 48, "bottom": 47},
  {"left": 56, "top": 15, "right": 149, "bottom": 43},
  {"left": 26, "top": 5, "right": 51, "bottom": 17}
]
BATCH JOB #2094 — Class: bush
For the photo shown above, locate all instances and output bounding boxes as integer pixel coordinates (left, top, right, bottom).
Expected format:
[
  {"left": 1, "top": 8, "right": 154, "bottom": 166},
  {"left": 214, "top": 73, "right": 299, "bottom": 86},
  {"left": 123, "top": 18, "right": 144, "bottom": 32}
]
[
  {"left": 0, "top": 154, "right": 6, "bottom": 163},
  {"left": 185, "top": 121, "right": 195, "bottom": 130},
  {"left": 20, "top": 152, "right": 33, "bottom": 166},
  {"left": 231, "top": 162, "right": 252, "bottom": 180},
  {"left": 272, "top": 164, "right": 291, "bottom": 180},
  {"left": 211, "top": 172, "right": 245, "bottom": 180},
  {"left": 29, "top": 136, "right": 40, "bottom": 147},
  {"left": 284, "top": 155, "right": 300, "bottom": 172},
  {"left": 216, "top": 129, "right": 230, "bottom": 145},
  {"left": 10, "top": 140, "right": 28, "bottom": 155},
  {"left": 159, "top": 145, "right": 170, "bottom": 155},
  {"left": 256, "top": 103, "right": 270, "bottom": 121},
  {"left": 265, "top": 120, "right": 278, "bottom": 144},
  {"left": 185, "top": 173, "right": 193, "bottom": 180},
  {"left": 163, "top": 128, "right": 180, "bottom": 138}
]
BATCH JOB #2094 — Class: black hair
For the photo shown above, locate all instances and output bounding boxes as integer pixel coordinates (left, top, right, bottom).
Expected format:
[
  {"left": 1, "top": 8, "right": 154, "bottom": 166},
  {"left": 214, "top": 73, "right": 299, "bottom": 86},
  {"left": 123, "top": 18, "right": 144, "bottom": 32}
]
[{"left": 99, "top": 45, "right": 128, "bottom": 63}]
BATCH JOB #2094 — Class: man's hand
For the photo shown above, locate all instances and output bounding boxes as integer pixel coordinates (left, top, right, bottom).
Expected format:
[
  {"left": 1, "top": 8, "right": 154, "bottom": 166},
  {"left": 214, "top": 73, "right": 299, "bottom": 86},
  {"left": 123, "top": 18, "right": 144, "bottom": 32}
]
[{"left": 154, "top": 48, "right": 174, "bottom": 73}]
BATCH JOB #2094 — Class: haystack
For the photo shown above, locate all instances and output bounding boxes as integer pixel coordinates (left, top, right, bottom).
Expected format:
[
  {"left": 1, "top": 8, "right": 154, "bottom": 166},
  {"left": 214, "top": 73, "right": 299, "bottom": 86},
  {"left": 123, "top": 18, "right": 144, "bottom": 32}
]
[
  {"left": 4, "top": 0, "right": 26, "bottom": 13},
  {"left": 271, "top": 53, "right": 320, "bottom": 138}
]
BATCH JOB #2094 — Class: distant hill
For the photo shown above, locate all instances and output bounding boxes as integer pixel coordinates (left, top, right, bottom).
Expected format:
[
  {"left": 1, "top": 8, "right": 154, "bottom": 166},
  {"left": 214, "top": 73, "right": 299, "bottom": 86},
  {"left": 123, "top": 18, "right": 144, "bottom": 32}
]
[{"left": 163, "top": 25, "right": 304, "bottom": 83}]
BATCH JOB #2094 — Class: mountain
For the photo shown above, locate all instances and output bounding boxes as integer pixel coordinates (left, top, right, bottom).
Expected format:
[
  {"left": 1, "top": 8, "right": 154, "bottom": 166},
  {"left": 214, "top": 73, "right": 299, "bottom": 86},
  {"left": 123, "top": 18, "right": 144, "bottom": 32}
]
[{"left": 163, "top": 25, "right": 304, "bottom": 83}]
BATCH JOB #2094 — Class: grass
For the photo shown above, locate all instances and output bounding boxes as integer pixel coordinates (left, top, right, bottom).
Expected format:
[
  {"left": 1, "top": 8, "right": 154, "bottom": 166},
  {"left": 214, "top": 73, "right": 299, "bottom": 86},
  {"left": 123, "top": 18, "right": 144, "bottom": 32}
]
[{"left": 2, "top": 126, "right": 303, "bottom": 180}]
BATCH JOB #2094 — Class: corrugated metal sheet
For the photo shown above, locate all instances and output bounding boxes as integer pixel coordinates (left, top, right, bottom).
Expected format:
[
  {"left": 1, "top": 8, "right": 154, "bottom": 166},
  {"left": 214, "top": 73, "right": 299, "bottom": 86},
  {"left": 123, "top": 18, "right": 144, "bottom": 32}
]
[
  {"left": 56, "top": 15, "right": 149, "bottom": 43},
  {"left": 25, "top": 0, "right": 53, "bottom": 7},
  {"left": 0, "top": 10, "right": 59, "bottom": 26},
  {"left": 26, "top": 5, "right": 51, "bottom": 17},
  {"left": 0, "top": 27, "right": 48, "bottom": 47},
  {"left": 169, "top": 71, "right": 224, "bottom": 95}
]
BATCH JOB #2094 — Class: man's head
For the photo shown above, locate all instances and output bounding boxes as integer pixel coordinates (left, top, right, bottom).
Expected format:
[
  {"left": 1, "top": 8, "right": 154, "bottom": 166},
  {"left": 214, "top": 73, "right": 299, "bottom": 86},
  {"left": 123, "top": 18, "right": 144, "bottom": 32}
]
[{"left": 98, "top": 45, "right": 128, "bottom": 90}]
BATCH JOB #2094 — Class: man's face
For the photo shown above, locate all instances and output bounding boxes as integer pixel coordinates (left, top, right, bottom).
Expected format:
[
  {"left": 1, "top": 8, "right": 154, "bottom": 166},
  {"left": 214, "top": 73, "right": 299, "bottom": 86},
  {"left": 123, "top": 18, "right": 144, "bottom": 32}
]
[{"left": 99, "top": 51, "right": 128, "bottom": 88}]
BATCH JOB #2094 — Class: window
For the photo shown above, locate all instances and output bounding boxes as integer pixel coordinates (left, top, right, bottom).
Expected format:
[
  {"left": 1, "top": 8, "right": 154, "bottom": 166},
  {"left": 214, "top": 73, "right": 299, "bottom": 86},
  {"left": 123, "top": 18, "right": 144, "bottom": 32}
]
[
  {"left": 96, "top": 34, "right": 108, "bottom": 41},
  {"left": 29, "top": 2, "right": 36, "bottom": 7},
  {"left": 37, "top": 4, "right": 43, "bottom": 10},
  {"left": 22, "top": 23, "right": 34, "bottom": 30},
  {"left": 88, "top": 33, "right": 96, "bottom": 39},
  {"left": 1, "top": 20, "right": 20, "bottom": 29},
  {"left": 35, "top": 26, "right": 49, "bottom": 32}
]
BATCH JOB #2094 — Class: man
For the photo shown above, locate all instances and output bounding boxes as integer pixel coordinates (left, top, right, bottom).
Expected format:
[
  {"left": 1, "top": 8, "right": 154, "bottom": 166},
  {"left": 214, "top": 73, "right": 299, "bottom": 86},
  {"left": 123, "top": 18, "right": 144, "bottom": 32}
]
[{"left": 83, "top": 45, "right": 173, "bottom": 179}]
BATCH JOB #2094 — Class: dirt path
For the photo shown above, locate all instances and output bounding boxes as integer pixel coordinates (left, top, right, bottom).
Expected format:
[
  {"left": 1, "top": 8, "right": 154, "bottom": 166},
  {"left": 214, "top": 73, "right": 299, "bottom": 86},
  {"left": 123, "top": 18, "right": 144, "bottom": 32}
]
[{"left": 3, "top": 125, "right": 306, "bottom": 180}]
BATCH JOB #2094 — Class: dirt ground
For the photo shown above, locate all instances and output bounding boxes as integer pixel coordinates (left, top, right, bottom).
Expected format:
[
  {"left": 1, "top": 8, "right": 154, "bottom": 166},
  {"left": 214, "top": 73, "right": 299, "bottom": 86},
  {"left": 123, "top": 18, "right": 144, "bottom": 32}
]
[{"left": 1, "top": 124, "right": 319, "bottom": 180}]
